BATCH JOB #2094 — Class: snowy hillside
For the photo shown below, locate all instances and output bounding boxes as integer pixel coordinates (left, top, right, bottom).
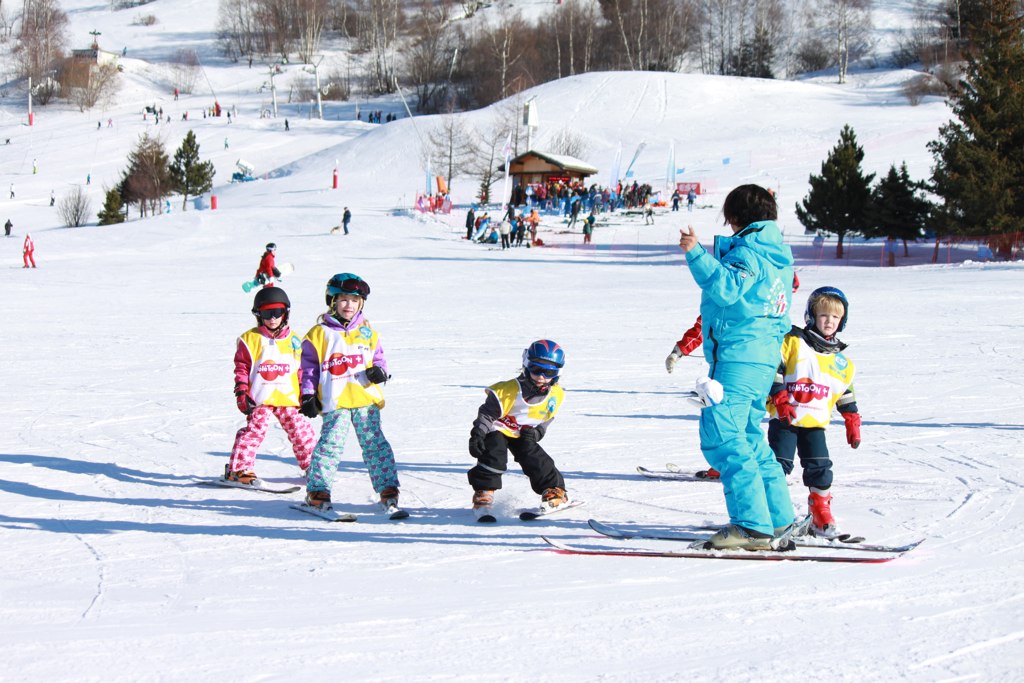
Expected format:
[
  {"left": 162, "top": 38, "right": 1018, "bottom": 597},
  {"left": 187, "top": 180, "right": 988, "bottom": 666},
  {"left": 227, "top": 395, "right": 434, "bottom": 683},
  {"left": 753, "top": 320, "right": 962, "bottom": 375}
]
[{"left": 2, "top": 1, "right": 1023, "bottom": 682}]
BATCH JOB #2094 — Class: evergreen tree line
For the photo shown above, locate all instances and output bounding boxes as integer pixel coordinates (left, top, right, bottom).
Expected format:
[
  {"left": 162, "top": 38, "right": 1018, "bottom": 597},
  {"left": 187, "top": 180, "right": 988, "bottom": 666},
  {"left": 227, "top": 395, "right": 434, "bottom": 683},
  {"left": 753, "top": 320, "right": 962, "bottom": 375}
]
[
  {"left": 98, "top": 131, "right": 215, "bottom": 225},
  {"left": 796, "top": 0, "right": 1024, "bottom": 261}
]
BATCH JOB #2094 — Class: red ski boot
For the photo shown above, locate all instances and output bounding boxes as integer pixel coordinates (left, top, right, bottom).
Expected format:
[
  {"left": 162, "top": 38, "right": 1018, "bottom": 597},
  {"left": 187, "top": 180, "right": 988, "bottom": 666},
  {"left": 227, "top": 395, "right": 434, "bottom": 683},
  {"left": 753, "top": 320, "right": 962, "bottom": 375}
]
[{"left": 808, "top": 489, "right": 839, "bottom": 539}]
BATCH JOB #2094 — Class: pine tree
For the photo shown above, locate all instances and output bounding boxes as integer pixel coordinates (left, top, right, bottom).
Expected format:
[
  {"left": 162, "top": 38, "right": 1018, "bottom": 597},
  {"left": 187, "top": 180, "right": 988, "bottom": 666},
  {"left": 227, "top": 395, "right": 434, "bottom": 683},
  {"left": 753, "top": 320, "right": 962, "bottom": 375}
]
[
  {"left": 795, "top": 124, "right": 875, "bottom": 258},
  {"left": 928, "top": 0, "right": 1024, "bottom": 256},
  {"left": 169, "top": 130, "right": 215, "bottom": 211},
  {"left": 866, "top": 163, "right": 932, "bottom": 262},
  {"left": 97, "top": 186, "right": 126, "bottom": 225}
]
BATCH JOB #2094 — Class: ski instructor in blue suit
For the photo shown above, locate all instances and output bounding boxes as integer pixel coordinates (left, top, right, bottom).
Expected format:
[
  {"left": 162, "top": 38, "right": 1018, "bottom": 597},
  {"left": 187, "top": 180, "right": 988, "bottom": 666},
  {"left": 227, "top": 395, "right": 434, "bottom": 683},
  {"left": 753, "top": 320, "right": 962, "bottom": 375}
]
[{"left": 678, "top": 184, "right": 796, "bottom": 551}]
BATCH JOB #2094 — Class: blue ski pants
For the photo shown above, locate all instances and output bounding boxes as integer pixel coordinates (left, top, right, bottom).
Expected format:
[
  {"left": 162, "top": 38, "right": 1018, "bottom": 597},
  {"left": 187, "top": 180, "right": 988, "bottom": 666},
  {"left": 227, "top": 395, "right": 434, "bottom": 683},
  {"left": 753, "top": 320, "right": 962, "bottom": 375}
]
[
  {"left": 700, "top": 361, "right": 795, "bottom": 535},
  {"left": 306, "top": 405, "right": 399, "bottom": 496}
]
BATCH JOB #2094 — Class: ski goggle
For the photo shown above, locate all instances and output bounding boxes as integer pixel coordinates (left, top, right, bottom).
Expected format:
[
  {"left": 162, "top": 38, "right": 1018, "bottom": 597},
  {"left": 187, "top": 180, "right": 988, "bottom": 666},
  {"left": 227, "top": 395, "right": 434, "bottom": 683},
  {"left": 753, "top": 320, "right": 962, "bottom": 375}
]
[
  {"left": 527, "top": 364, "right": 559, "bottom": 379},
  {"left": 328, "top": 277, "right": 370, "bottom": 299},
  {"left": 258, "top": 307, "right": 286, "bottom": 319}
]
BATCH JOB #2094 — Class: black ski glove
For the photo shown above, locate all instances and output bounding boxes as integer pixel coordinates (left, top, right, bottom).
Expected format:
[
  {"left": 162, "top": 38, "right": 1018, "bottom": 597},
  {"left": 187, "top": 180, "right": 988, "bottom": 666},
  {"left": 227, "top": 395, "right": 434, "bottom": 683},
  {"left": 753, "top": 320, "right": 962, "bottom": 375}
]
[
  {"left": 365, "top": 366, "right": 390, "bottom": 384},
  {"left": 519, "top": 426, "right": 540, "bottom": 443},
  {"left": 469, "top": 431, "right": 486, "bottom": 459},
  {"left": 299, "top": 394, "right": 322, "bottom": 418}
]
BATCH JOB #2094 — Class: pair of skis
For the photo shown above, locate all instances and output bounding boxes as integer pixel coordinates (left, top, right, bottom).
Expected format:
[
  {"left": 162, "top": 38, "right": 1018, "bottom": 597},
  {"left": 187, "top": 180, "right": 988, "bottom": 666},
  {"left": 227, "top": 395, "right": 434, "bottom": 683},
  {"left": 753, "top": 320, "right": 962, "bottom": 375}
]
[
  {"left": 476, "top": 499, "right": 585, "bottom": 523},
  {"left": 542, "top": 518, "right": 923, "bottom": 563},
  {"left": 197, "top": 477, "right": 409, "bottom": 521}
]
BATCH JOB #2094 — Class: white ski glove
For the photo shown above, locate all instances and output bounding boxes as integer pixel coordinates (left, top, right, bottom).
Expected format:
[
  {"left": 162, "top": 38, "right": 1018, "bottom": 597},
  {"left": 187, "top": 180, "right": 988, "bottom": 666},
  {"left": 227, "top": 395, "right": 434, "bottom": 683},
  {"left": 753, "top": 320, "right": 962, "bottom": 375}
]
[
  {"left": 665, "top": 345, "right": 684, "bottom": 373},
  {"left": 687, "top": 376, "right": 724, "bottom": 408}
]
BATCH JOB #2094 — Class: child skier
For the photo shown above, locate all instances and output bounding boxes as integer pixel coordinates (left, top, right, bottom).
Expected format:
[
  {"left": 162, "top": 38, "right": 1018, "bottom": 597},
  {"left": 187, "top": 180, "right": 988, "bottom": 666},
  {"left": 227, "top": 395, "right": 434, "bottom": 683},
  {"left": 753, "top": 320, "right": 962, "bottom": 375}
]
[
  {"left": 298, "top": 273, "right": 403, "bottom": 517},
  {"left": 254, "top": 243, "right": 282, "bottom": 287},
  {"left": 468, "top": 340, "right": 570, "bottom": 520},
  {"left": 227, "top": 288, "right": 315, "bottom": 485},
  {"left": 767, "top": 286, "right": 860, "bottom": 538}
]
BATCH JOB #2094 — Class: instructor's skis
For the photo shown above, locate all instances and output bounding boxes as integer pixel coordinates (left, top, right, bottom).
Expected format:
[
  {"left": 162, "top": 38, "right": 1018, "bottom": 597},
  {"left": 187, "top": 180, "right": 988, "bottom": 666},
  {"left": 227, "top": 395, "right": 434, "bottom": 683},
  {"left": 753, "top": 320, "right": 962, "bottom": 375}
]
[
  {"left": 540, "top": 536, "right": 912, "bottom": 563},
  {"left": 586, "top": 519, "right": 922, "bottom": 554}
]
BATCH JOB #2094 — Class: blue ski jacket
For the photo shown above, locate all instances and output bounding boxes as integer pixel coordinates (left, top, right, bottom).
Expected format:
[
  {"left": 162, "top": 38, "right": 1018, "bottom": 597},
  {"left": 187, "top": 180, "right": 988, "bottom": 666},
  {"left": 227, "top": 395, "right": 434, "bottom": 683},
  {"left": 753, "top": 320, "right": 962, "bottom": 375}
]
[{"left": 684, "top": 220, "right": 794, "bottom": 367}]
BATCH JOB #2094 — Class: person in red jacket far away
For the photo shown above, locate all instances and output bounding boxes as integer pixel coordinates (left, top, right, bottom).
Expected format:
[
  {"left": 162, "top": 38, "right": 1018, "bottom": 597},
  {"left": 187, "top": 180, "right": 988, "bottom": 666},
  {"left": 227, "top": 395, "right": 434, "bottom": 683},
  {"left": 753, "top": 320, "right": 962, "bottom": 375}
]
[
  {"left": 255, "top": 242, "right": 282, "bottom": 287},
  {"left": 23, "top": 233, "right": 36, "bottom": 268},
  {"left": 665, "top": 273, "right": 800, "bottom": 479}
]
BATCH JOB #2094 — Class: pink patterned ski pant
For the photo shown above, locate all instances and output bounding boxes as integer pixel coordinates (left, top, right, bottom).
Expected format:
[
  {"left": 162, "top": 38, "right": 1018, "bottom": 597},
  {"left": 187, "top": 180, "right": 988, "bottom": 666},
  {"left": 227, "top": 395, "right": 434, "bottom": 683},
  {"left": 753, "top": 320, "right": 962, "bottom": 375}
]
[{"left": 230, "top": 405, "right": 315, "bottom": 472}]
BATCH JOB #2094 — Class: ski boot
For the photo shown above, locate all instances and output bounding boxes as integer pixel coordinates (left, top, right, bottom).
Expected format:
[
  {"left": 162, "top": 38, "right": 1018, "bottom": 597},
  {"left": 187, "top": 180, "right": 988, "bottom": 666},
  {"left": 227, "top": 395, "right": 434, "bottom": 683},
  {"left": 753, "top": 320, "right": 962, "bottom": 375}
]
[
  {"left": 379, "top": 486, "right": 408, "bottom": 519},
  {"left": 808, "top": 488, "right": 840, "bottom": 539},
  {"left": 695, "top": 467, "right": 721, "bottom": 480},
  {"left": 305, "top": 489, "right": 333, "bottom": 511},
  {"left": 473, "top": 489, "right": 496, "bottom": 523},
  {"left": 540, "top": 487, "right": 569, "bottom": 512},
  {"left": 695, "top": 524, "right": 774, "bottom": 551},
  {"left": 224, "top": 464, "right": 260, "bottom": 486}
]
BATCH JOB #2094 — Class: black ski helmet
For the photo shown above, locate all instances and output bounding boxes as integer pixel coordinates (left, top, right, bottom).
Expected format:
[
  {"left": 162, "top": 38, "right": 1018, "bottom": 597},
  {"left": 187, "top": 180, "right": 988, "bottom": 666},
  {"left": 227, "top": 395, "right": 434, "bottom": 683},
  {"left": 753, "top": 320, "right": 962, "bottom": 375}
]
[
  {"left": 252, "top": 287, "right": 291, "bottom": 325},
  {"left": 265, "top": 242, "right": 277, "bottom": 252},
  {"left": 804, "top": 286, "right": 849, "bottom": 332}
]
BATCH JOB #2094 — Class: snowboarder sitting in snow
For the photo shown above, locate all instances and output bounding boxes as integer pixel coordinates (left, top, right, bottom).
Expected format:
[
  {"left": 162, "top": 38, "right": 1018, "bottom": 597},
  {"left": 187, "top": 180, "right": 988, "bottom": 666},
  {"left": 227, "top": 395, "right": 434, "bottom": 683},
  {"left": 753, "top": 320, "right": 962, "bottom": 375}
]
[
  {"left": 767, "top": 286, "right": 860, "bottom": 539},
  {"left": 227, "top": 288, "right": 315, "bottom": 485},
  {"left": 254, "top": 242, "right": 282, "bottom": 287},
  {"left": 467, "top": 340, "right": 570, "bottom": 519},
  {"left": 298, "top": 273, "right": 402, "bottom": 516}
]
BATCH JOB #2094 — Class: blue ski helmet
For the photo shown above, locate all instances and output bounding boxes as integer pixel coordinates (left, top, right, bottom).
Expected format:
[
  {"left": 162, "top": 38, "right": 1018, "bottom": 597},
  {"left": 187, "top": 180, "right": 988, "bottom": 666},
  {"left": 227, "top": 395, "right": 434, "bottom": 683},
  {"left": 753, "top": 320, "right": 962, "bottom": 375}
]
[
  {"left": 805, "top": 286, "right": 849, "bottom": 332},
  {"left": 522, "top": 339, "right": 565, "bottom": 381},
  {"left": 325, "top": 272, "right": 370, "bottom": 307}
]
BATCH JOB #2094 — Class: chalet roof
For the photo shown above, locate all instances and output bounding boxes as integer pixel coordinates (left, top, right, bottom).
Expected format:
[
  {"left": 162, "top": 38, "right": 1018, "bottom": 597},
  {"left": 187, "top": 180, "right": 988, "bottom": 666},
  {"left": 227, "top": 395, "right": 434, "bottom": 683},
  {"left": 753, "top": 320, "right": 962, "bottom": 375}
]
[{"left": 506, "top": 150, "right": 598, "bottom": 176}]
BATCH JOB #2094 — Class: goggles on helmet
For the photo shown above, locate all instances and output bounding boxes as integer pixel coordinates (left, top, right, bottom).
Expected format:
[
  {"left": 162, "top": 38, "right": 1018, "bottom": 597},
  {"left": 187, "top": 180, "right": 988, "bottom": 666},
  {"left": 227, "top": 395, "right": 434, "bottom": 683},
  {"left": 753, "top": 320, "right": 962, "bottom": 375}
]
[{"left": 328, "top": 276, "right": 370, "bottom": 299}]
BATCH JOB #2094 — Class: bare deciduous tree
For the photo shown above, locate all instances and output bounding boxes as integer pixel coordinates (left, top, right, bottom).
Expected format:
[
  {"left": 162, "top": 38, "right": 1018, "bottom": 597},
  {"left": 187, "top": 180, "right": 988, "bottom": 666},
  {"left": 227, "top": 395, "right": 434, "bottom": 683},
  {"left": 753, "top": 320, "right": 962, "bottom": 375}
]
[
  {"left": 426, "top": 110, "right": 478, "bottom": 194},
  {"left": 402, "top": 0, "right": 456, "bottom": 113},
  {"left": 58, "top": 185, "right": 92, "bottom": 227},
  {"left": 13, "top": 0, "right": 68, "bottom": 84},
  {"left": 822, "top": 0, "right": 873, "bottom": 84},
  {"left": 169, "top": 48, "right": 200, "bottom": 94}
]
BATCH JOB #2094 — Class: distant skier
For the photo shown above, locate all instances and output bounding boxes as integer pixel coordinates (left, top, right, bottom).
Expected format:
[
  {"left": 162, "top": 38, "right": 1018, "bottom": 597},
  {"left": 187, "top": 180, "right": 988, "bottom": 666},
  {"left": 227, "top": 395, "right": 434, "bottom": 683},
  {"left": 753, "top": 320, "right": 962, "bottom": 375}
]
[
  {"left": 467, "top": 340, "right": 570, "bottom": 520},
  {"left": 254, "top": 242, "right": 282, "bottom": 288},
  {"left": 4, "top": 218, "right": 11, "bottom": 237},
  {"left": 23, "top": 233, "right": 36, "bottom": 268},
  {"left": 342, "top": 207, "right": 351, "bottom": 235},
  {"left": 687, "top": 188, "right": 697, "bottom": 212},
  {"left": 767, "top": 287, "right": 860, "bottom": 539},
  {"left": 226, "top": 287, "right": 315, "bottom": 486}
]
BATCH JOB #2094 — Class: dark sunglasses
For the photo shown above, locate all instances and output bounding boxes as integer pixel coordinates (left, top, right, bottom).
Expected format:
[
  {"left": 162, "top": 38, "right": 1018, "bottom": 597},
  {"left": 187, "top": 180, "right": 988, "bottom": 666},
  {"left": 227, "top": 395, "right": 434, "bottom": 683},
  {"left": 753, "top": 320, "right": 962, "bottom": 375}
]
[
  {"left": 330, "top": 277, "right": 370, "bottom": 299},
  {"left": 527, "top": 364, "right": 559, "bottom": 378},
  {"left": 259, "top": 307, "right": 286, "bottom": 319}
]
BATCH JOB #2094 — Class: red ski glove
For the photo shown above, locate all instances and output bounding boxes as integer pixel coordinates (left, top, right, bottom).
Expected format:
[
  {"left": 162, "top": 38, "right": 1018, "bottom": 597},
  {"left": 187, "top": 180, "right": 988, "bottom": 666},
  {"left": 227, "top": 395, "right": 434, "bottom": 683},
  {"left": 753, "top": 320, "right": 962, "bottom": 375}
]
[
  {"left": 235, "top": 385, "right": 256, "bottom": 416},
  {"left": 771, "top": 391, "right": 797, "bottom": 424},
  {"left": 843, "top": 412, "right": 861, "bottom": 449}
]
